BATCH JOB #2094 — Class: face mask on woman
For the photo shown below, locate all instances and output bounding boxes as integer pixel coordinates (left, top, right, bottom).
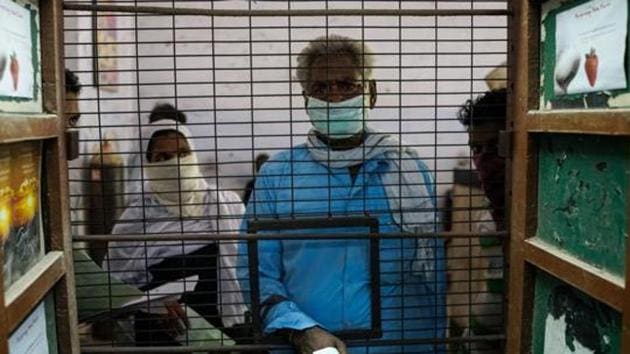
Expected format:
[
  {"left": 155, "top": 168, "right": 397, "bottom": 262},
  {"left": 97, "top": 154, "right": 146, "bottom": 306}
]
[
  {"left": 306, "top": 95, "right": 368, "bottom": 138},
  {"left": 144, "top": 153, "right": 208, "bottom": 217}
]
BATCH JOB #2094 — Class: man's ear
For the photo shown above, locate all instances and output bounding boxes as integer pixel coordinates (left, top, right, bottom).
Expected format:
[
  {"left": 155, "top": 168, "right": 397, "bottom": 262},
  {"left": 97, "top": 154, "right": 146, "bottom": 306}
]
[
  {"left": 368, "top": 80, "right": 377, "bottom": 109},
  {"left": 302, "top": 90, "right": 308, "bottom": 109}
]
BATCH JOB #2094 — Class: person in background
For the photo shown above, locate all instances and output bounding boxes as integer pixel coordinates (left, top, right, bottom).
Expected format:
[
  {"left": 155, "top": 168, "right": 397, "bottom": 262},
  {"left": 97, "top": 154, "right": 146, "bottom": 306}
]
[
  {"left": 125, "top": 103, "right": 187, "bottom": 205},
  {"left": 105, "top": 120, "right": 246, "bottom": 345},
  {"left": 240, "top": 34, "right": 446, "bottom": 353},
  {"left": 64, "top": 69, "right": 82, "bottom": 128},
  {"left": 242, "top": 153, "right": 269, "bottom": 205},
  {"left": 456, "top": 88, "right": 507, "bottom": 353},
  {"left": 65, "top": 68, "right": 88, "bottom": 239}
]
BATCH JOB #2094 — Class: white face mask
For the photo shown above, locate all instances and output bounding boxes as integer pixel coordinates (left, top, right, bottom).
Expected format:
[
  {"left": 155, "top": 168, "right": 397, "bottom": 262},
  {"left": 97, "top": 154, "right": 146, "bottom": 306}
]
[
  {"left": 144, "top": 153, "right": 208, "bottom": 217},
  {"left": 306, "top": 95, "right": 368, "bottom": 138}
]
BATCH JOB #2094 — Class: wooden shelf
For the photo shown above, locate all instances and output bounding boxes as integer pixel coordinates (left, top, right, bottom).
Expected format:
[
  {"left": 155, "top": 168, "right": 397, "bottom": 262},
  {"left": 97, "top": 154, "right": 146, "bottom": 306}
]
[
  {"left": 524, "top": 238, "right": 625, "bottom": 312},
  {"left": 0, "top": 115, "right": 60, "bottom": 144},
  {"left": 5, "top": 252, "right": 65, "bottom": 333},
  {"left": 527, "top": 109, "right": 630, "bottom": 136}
]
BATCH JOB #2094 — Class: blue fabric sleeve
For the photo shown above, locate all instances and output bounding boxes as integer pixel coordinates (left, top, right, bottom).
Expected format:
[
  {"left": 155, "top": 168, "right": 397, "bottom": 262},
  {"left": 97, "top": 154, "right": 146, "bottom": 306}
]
[
  {"left": 412, "top": 160, "right": 446, "bottom": 288},
  {"left": 239, "top": 163, "right": 319, "bottom": 334}
]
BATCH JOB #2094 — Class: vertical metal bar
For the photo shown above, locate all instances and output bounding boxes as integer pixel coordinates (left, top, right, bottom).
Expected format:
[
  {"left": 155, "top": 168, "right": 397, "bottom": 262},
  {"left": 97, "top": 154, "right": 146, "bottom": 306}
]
[
  {"left": 467, "top": 0, "right": 475, "bottom": 342},
  {"left": 397, "top": 1, "right": 405, "bottom": 349},
  {"left": 433, "top": 4, "right": 441, "bottom": 348},
  {"left": 246, "top": 237, "right": 261, "bottom": 342},
  {"left": 288, "top": 0, "right": 294, "bottom": 218},
  {"left": 369, "top": 220, "right": 381, "bottom": 339},
  {"left": 132, "top": 0, "right": 149, "bottom": 342},
  {"left": 209, "top": 3, "right": 223, "bottom": 344}
]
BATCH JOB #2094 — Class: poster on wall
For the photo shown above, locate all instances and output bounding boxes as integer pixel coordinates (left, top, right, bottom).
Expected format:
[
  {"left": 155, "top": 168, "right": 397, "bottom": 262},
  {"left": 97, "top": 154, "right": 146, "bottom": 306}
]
[
  {"left": 97, "top": 14, "right": 118, "bottom": 92},
  {"left": 1, "top": 141, "right": 43, "bottom": 290},
  {"left": 8, "top": 301, "right": 50, "bottom": 354},
  {"left": 554, "top": 0, "right": 628, "bottom": 96},
  {"left": 0, "top": 0, "right": 35, "bottom": 99}
]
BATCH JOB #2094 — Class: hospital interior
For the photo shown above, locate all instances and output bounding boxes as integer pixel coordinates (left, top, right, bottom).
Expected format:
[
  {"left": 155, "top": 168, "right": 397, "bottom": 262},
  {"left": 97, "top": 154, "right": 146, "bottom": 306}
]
[{"left": 0, "top": 0, "right": 629, "bottom": 353}]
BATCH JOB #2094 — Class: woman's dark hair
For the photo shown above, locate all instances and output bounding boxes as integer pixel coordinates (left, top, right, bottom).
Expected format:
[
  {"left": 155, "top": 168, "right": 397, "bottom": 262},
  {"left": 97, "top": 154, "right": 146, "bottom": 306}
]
[
  {"left": 149, "top": 103, "right": 187, "bottom": 124},
  {"left": 65, "top": 69, "right": 82, "bottom": 94},
  {"left": 457, "top": 89, "right": 507, "bottom": 127}
]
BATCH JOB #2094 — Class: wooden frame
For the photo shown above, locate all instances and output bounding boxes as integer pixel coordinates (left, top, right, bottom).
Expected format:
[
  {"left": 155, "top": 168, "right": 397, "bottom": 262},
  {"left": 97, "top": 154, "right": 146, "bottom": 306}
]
[
  {"left": 0, "top": 0, "right": 79, "bottom": 353},
  {"left": 507, "top": 0, "right": 630, "bottom": 352}
]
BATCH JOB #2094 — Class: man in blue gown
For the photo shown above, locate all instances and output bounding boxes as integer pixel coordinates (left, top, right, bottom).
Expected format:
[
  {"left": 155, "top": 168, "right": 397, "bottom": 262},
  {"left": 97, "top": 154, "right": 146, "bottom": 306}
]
[{"left": 241, "top": 34, "right": 446, "bottom": 353}]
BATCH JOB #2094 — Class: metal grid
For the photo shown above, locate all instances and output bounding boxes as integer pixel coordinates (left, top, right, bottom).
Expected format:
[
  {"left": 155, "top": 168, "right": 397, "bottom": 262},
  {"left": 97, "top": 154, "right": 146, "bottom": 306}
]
[{"left": 63, "top": 1, "right": 510, "bottom": 352}]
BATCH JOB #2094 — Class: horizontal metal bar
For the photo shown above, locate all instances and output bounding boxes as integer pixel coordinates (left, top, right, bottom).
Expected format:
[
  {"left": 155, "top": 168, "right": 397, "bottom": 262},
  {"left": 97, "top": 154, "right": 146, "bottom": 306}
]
[
  {"left": 65, "top": 37, "right": 506, "bottom": 45},
  {"left": 79, "top": 334, "right": 506, "bottom": 353},
  {"left": 63, "top": 24, "right": 509, "bottom": 32},
  {"left": 249, "top": 216, "right": 379, "bottom": 232},
  {"left": 64, "top": 4, "right": 510, "bottom": 17},
  {"left": 73, "top": 230, "right": 508, "bottom": 242}
]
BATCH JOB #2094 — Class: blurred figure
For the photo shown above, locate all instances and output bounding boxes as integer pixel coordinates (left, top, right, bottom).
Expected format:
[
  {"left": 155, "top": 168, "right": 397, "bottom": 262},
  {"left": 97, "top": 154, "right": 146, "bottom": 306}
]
[
  {"left": 104, "top": 120, "right": 246, "bottom": 345},
  {"left": 242, "top": 153, "right": 269, "bottom": 205},
  {"left": 456, "top": 88, "right": 507, "bottom": 354},
  {"left": 64, "top": 69, "right": 82, "bottom": 128},
  {"left": 65, "top": 68, "right": 88, "bottom": 239},
  {"left": 125, "top": 103, "right": 187, "bottom": 205},
  {"left": 458, "top": 89, "right": 507, "bottom": 230},
  {"left": 240, "top": 34, "right": 445, "bottom": 353}
]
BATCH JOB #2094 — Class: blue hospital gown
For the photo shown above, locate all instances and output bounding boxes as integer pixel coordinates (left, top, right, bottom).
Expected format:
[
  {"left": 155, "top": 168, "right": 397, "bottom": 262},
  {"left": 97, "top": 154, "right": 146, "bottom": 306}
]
[{"left": 240, "top": 144, "right": 446, "bottom": 353}]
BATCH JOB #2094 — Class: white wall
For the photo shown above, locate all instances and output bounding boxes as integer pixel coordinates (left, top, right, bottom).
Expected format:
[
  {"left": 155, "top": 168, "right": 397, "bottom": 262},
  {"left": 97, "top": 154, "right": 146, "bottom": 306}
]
[{"left": 64, "top": 0, "right": 507, "bottom": 203}]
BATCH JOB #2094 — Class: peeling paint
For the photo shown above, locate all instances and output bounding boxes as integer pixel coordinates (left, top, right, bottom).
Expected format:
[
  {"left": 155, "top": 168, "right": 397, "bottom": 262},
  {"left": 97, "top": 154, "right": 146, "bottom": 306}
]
[
  {"left": 538, "top": 135, "right": 628, "bottom": 277},
  {"left": 532, "top": 272, "right": 622, "bottom": 354}
]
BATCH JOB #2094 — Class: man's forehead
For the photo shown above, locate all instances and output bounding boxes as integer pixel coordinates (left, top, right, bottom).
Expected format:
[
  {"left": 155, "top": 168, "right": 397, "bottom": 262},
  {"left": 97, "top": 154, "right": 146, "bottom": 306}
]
[
  {"left": 468, "top": 120, "right": 503, "bottom": 141},
  {"left": 309, "top": 56, "right": 358, "bottom": 75}
]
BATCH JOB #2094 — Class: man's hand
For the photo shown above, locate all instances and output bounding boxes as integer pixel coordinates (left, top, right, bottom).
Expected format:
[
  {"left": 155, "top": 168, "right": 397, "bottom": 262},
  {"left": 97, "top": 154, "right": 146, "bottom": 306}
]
[
  {"left": 290, "top": 326, "right": 347, "bottom": 354},
  {"left": 162, "top": 301, "right": 190, "bottom": 337}
]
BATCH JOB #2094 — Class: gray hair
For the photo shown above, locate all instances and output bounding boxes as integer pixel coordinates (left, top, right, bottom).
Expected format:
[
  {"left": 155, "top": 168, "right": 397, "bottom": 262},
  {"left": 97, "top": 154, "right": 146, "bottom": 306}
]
[{"left": 296, "top": 34, "right": 374, "bottom": 90}]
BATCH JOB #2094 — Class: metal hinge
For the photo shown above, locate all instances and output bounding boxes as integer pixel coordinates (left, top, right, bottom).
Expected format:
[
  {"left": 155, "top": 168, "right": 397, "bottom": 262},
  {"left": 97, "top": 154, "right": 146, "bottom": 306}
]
[{"left": 498, "top": 130, "right": 512, "bottom": 158}]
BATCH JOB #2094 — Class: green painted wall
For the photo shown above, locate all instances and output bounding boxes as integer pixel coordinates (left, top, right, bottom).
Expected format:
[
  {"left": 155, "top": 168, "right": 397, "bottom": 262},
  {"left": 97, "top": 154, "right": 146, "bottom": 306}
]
[
  {"left": 537, "top": 134, "right": 629, "bottom": 277},
  {"left": 531, "top": 270, "right": 621, "bottom": 353}
]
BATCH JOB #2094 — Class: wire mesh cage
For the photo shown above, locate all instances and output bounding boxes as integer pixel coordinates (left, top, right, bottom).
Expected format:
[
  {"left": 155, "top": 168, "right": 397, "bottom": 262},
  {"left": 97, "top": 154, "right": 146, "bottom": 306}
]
[{"left": 63, "top": 1, "right": 510, "bottom": 352}]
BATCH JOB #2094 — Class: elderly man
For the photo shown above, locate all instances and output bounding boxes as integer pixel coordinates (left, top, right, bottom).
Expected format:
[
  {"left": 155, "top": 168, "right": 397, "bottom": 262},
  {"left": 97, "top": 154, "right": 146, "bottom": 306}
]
[
  {"left": 241, "top": 35, "right": 446, "bottom": 353},
  {"left": 105, "top": 120, "right": 246, "bottom": 345}
]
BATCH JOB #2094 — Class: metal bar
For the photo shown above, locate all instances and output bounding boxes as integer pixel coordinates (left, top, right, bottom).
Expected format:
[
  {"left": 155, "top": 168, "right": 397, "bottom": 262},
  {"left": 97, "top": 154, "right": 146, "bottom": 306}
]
[
  {"left": 63, "top": 4, "right": 511, "bottom": 17},
  {"left": 73, "top": 230, "right": 508, "bottom": 242},
  {"left": 246, "top": 238, "right": 261, "bottom": 342},
  {"left": 79, "top": 334, "right": 507, "bottom": 353},
  {"left": 369, "top": 222, "right": 382, "bottom": 339},
  {"left": 248, "top": 215, "right": 378, "bottom": 231}
]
